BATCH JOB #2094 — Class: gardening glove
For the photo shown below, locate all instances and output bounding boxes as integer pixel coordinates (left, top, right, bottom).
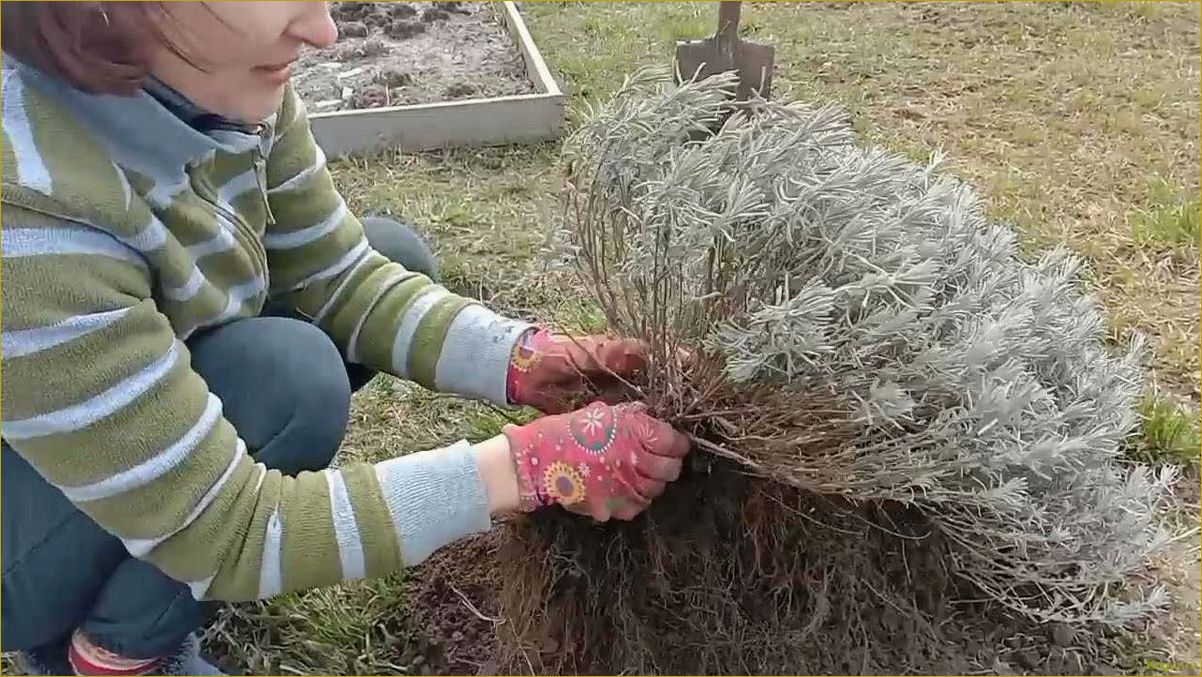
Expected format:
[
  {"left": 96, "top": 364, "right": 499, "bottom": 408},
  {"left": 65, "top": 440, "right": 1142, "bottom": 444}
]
[
  {"left": 502, "top": 401, "right": 691, "bottom": 521},
  {"left": 506, "top": 327, "right": 647, "bottom": 414}
]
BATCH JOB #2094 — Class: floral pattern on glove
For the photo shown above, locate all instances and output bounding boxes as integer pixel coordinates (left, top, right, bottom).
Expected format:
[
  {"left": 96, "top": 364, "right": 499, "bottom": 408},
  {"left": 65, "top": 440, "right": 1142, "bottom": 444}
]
[
  {"left": 506, "top": 328, "right": 647, "bottom": 414},
  {"left": 503, "top": 401, "right": 691, "bottom": 521}
]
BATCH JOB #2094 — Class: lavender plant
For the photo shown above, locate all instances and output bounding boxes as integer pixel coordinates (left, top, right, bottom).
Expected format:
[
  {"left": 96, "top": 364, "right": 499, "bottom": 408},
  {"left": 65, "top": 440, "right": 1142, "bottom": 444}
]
[{"left": 499, "top": 69, "right": 1176, "bottom": 673}]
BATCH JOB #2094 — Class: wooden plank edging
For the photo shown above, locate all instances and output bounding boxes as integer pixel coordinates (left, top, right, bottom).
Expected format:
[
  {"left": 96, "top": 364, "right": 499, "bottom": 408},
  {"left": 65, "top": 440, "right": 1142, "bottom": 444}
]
[
  {"left": 501, "top": 1, "right": 562, "bottom": 97},
  {"left": 309, "top": 1, "right": 564, "bottom": 158}
]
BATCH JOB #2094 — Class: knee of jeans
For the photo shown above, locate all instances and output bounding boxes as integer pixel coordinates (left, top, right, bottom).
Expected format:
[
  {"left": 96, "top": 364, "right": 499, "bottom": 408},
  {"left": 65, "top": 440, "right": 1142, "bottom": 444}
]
[
  {"left": 360, "top": 216, "right": 440, "bottom": 282},
  {"left": 271, "top": 326, "right": 352, "bottom": 473},
  {"left": 194, "top": 318, "right": 352, "bottom": 474},
  {"left": 280, "top": 383, "right": 350, "bottom": 473}
]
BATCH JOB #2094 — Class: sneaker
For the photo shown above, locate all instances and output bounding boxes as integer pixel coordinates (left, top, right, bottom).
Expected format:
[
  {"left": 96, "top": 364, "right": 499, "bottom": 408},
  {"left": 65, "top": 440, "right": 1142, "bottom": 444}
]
[{"left": 16, "top": 634, "right": 230, "bottom": 676}]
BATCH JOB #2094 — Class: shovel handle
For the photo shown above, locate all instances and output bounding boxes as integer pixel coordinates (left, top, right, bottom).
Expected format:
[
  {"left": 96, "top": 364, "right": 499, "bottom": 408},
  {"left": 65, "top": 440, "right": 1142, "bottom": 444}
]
[{"left": 717, "top": 1, "right": 741, "bottom": 50}]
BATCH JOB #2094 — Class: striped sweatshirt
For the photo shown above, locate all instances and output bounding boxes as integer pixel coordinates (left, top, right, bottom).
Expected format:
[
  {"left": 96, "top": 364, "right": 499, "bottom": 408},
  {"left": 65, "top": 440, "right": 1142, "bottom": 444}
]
[{"left": 0, "top": 59, "right": 531, "bottom": 602}]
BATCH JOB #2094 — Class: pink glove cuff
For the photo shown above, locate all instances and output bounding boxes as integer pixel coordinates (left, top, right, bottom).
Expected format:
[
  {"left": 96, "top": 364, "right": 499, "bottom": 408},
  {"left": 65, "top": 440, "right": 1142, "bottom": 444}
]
[{"left": 505, "top": 326, "right": 550, "bottom": 407}]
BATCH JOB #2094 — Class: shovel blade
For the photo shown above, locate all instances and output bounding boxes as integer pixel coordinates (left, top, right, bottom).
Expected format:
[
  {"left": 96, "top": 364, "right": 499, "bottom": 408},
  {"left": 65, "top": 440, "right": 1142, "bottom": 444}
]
[
  {"left": 674, "top": 39, "right": 775, "bottom": 101},
  {"left": 735, "top": 41, "right": 775, "bottom": 100},
  {"left": 675, "top": 38, "right": 734, "bottom": 84}
]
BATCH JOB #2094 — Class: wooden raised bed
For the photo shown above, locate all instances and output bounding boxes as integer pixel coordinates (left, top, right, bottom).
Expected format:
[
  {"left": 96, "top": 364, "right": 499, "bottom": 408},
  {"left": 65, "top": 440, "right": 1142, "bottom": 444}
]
[{"left": 308, "top": 1, "right": 564, "bottom": 159}]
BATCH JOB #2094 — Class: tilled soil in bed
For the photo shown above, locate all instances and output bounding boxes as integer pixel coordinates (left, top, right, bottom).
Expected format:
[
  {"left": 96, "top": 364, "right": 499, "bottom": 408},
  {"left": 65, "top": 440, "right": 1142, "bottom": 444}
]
[{"left": 292, "top": 2, "right": 534, "bottom": 113}]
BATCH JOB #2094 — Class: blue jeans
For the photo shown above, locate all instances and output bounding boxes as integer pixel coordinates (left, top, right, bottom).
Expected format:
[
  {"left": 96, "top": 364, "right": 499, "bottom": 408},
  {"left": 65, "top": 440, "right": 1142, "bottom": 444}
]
[{"left": 1, "top": 217, "right": 438, "bottom": 660}]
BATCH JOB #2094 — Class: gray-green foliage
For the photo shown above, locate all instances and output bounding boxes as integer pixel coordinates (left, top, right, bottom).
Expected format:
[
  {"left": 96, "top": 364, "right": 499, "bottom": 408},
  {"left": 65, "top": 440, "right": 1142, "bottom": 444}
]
[{"left": 561, "top": 69, "right": 1176, "bottom": 625}]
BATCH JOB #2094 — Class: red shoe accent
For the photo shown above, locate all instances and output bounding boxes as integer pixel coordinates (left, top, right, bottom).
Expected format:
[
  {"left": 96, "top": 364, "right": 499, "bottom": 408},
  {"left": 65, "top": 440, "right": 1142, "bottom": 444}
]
[{"left": 68, "top": 631, "right": 163, "bottom": 676}]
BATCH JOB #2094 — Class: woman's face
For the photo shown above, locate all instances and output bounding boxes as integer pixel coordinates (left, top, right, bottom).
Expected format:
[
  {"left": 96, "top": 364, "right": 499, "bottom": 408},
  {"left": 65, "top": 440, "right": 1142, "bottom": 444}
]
[{"left": 150, "top": 1, "right": 337, "bottom": 123}]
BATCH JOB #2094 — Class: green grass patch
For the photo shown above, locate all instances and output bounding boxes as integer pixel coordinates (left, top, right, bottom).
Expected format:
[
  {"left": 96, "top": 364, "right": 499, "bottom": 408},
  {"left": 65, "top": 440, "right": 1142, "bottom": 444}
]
[
  {"left": 430, "top": 199, "right": 485, "bottom": 229},
  {"left": 1135, "top": 393, "right": 1201, "bottom": 465},
  {"left": 205, "top": 576, "right": 427, "bottom": 676},
  {"left": 656, "top": 8, "right": 711, "bottom": 43},
  {"left": 1131, "top": 179, "right": 1201, "bottom": 253},
  {"left": 1135, "top": 200, "right": 1201, "bottom": 250},
  {"left": 464, "top": 406, "right": 538, "bottom": 442},
  {"left": 553, "top": 299, "right": 610, "bottom": 334}
]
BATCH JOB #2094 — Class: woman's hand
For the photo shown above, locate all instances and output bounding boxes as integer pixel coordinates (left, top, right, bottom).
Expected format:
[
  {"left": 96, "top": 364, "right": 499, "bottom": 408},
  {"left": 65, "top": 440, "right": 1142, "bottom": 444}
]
[
  {"left": 506, "top": 328, "right": 646, "bottom": 414},
  {"left": 501, "top": 401, "right": 691, "bottom": 521}
]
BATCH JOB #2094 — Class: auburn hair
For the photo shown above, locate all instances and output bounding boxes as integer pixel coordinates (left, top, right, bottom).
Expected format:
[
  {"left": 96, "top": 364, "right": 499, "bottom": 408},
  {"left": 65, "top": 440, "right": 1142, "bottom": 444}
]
[{"left": 1, "top": 1, "right": 195, "bottom": 95}]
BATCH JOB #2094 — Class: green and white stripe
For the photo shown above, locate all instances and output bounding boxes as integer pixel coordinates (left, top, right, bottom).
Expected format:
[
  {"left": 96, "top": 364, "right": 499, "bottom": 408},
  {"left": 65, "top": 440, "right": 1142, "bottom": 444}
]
[{"left": 2, "top": 61, "right": 528, "bottom": 602}]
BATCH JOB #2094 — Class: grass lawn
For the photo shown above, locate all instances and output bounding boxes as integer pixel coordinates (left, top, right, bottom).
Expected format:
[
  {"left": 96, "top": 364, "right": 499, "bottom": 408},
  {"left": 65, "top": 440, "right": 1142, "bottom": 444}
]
[{"left": 200, "top": 2, "right": 1198, "bottom": 675}]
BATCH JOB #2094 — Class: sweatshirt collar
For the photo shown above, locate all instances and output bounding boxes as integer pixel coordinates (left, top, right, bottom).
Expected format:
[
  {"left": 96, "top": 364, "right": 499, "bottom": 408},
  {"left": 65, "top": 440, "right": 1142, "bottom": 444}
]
[
  {"left": 7, "top": 58, "right": 266, "bottom": 173},
  {"left": 142, "top": 76, "right": 262, "bottom": 136}
]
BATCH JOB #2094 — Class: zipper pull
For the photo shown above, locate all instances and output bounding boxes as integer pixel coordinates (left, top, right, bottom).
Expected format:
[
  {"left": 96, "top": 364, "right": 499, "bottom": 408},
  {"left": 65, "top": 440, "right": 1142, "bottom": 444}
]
[
  {"left": 262, "top": 187, "right": 276, "bottom": 226},
  {"left": 254, "top": 151, "right": 276, "bottom": 226}
]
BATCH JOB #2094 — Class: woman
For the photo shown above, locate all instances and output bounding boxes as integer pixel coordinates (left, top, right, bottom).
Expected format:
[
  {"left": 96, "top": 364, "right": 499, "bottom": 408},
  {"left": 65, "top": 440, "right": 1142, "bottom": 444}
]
[{"left": 0, "top": 2, "right": 691, "bottom": 675}]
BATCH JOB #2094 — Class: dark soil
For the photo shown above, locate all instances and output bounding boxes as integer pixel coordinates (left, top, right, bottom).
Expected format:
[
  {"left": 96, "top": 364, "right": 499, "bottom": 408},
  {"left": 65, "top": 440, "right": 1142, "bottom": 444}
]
[
  {"left": 405, "top": 530, "right": 507, "bottom": 676},
  {"left": 292, "top": 2, "right": 535, "bottom": 113}
]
